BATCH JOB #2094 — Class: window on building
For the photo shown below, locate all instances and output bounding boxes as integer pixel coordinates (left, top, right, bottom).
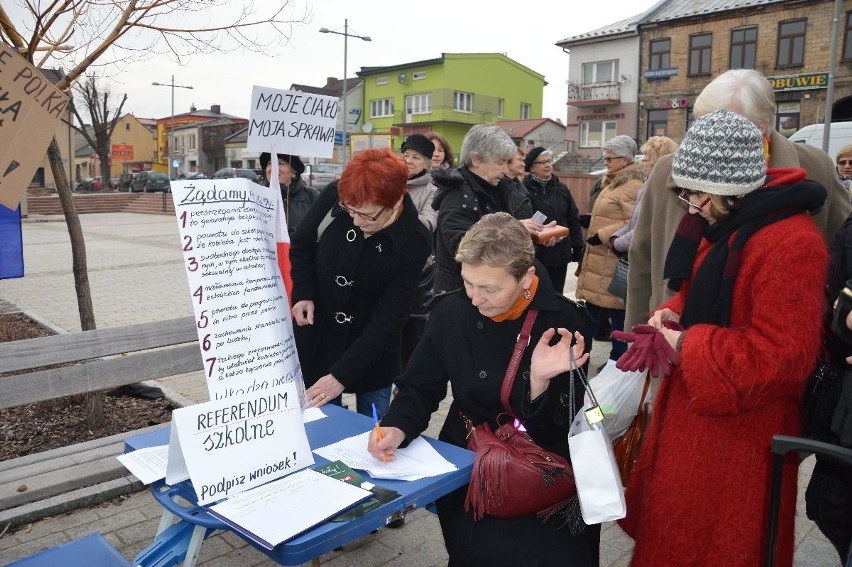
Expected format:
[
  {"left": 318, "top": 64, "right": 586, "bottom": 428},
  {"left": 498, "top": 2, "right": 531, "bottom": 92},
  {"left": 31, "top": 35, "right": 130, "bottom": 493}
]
[
  {"left": 405, "top": 93, "right": 432, "bottom": 115},
  {"left": 370, "top": 98, "right": 394, "bottom": 118},
  {"left": 688, "top": 33, "right": 712, "bottom": 76},
  {"left": 580, "top": 121, "right": 617, "bottom": 148},
  {"left": 649, "top": 39, "right": 671, "bottom": 69},
  {"left": 412, "top": 71, "right": 426, "bottom": 80},
  {"left": 454, "top": 91, "right": 473, "bottom": 113},
  {"left": 730, "top": 27, "right": 757, "bottom": 69},
  {"left": 125, "top": 123, "right": 131, "bottom": 131},
  {"left": 375, "top": 76, "right": 389, "bottom": 86},
  {"left": 189, "top": 134, "right": 196, "bottom": 150},
  {"left": 777, "top": 19, "right": 806, "bottom": 67},
  {"left": 520, "top": 103, "right": 531, "bottom": 119},
  {"left": 844, "top": 12, "right": 852, "bottom": 61},
  {"left": 647, "top": 109, "right": 669, "bottom": 138},
  {"left": 497, "top": 98, "right": 504, "bottom": 118},
  {"left": 775, "top": 102, "right": 801, "bottom": 137},
  {"left": 582, "top": 60, "right": 617, "bottom": 84}
]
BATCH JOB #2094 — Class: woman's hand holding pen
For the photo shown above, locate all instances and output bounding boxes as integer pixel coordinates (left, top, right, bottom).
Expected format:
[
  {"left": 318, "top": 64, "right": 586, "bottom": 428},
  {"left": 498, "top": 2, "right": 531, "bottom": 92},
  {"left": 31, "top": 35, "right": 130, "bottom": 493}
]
[{"left": 368, "top": 426, "right": 404, "bottom": 463}]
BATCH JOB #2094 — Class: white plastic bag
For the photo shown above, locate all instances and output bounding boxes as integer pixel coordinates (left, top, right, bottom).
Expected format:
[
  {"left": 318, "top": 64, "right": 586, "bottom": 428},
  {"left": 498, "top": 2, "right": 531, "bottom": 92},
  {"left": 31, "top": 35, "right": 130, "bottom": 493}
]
[
  {"left": 586, "top": 360, "right": 647, "bottom": 440},
  {"left": 568, "top": 403, "right": 626, "bottom": 524}
]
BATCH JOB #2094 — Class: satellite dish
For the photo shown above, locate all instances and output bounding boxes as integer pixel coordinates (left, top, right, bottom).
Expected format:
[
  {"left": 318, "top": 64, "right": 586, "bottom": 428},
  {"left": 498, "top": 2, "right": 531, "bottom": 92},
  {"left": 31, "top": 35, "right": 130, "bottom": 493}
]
[{"left": 362, "top": 122, "right": 374, "bottom": 134}]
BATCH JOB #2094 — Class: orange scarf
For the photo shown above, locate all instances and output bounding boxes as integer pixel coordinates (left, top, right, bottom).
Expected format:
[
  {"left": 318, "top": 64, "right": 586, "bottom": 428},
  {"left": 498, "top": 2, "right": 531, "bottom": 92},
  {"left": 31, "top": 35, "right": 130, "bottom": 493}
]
[{"left": 491, "top": 275, "right": 539, "bottom": 322}]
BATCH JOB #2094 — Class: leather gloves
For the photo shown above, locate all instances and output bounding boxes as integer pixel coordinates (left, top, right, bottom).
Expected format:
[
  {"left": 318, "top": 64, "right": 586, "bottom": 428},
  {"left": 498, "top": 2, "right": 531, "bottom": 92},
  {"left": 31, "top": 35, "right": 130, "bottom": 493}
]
[
  {"left": 831, "top": 367, "right": 852, "bottom": 447},
  {"left": 611, "top": 321, "right": 684, "bottom": 377},
  {"left": 586, "top": 233, "right": 602, "bottom": 246}
]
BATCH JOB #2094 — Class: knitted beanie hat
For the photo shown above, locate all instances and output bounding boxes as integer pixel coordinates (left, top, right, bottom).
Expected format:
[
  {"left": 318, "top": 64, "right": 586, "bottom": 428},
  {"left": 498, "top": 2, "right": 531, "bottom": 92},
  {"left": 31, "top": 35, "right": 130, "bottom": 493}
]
[
  {"left": 672, "top": 109, "right": 766, "bottom": 196},
  {"left": 401, "top": 134, "right": 435, "bottom": 160},
  {"left": 524, "top": 147, "right": 547, "bottom": 172}
]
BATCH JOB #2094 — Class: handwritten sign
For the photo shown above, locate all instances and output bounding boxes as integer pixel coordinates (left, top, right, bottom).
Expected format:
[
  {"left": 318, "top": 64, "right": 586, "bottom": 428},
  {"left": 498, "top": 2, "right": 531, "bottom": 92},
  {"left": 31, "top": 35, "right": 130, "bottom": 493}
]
[
  {"left": 170, "top": 177, "right": 304, "bottom": 402},
  {"left": 166, "top": 382, "right": 313, "bottom": 505},
  {"left": 0, "top": 46, "right": 69, "bottom": 210},
  {"left": 246, "top": 86, "right": 337, "bottom": 158}
]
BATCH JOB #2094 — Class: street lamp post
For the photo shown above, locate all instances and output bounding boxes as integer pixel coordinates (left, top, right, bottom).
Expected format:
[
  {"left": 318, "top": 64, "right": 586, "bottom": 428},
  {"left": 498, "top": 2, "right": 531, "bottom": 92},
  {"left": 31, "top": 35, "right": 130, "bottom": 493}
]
[
  {"left": 320, "top": 20, "right": 371, "bottom": 166},
  {"left": 152, "top": 75, "right": 193, "bottom": 179}
]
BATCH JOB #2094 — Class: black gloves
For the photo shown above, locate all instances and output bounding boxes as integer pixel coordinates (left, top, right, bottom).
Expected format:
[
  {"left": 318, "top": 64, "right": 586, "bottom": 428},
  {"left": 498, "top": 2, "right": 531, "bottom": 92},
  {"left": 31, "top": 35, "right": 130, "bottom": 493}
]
[
  {"left": 831, "top": 367, "right": 852, "bottom": 447},
  {"left": 586, "top": 233, "right": 602, "bottom": 246},
  {"left": 572, "top": 246, "right": 584, "bottom": 263},
  {"left": 578, "top": 214, "right": 591, "bottom": 229}
]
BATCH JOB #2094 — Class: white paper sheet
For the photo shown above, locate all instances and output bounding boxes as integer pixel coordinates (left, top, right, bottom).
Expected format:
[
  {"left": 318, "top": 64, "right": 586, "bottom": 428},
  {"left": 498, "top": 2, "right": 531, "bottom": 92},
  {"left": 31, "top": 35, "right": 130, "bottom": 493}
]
[
  {"left": 116, "top": 445, "right": 168, "bottom": 485},
  {"left": 209, "top": 468, "right": 372, "bottom": 549},
  {"left": 302, "top": 407, "right": 325, "bottom": 423},
  {"left": 314, "top": 431, "right": 457, "bottom": 481}
]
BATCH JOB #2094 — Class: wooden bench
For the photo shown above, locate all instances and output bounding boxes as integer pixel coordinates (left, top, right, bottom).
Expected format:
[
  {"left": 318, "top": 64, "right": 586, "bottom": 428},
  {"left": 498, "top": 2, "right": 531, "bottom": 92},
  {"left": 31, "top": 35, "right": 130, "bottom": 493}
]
[{"left": 0, "top": 317, "right": 202, "bottom": 529}]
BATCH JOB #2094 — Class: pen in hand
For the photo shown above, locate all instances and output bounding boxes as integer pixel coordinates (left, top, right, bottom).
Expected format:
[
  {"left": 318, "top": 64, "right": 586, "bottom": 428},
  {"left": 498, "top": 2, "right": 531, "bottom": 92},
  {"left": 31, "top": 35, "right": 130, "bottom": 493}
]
[{"left": 372, "top": 403, "right": 387, "bottom": 464}]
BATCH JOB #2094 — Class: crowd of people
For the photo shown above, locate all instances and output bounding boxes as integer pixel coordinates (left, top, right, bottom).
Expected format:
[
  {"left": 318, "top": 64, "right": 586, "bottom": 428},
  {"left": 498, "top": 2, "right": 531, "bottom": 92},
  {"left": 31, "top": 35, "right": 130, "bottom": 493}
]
[{"left": 282, "top": 68, "right": 852, "bottom": 566}]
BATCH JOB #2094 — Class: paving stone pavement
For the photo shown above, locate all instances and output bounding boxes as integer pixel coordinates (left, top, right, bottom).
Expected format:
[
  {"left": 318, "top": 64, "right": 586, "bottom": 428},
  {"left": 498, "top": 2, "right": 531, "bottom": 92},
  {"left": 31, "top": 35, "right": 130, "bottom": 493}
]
[{"left": 0, "top": 212, "right": 842, "bottom": 566}]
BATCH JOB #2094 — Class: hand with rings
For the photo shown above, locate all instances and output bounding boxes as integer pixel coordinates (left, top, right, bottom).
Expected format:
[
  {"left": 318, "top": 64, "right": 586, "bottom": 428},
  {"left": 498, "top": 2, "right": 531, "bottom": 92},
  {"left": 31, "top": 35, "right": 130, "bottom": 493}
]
[{"left": 306, "top": 373, "right": 345, "bottom": 408}]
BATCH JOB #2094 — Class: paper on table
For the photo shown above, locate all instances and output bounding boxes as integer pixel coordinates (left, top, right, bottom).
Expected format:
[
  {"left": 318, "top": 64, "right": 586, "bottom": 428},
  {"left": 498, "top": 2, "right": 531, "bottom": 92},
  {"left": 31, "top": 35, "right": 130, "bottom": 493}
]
[
  {"left": 314, "top": 431, "right": 458, "bottom": 481},
  {"left": 302, "top": 406, "right": 326, "bottom": 423},
  {"left": 209, "top": 468, "right": 372, "bottom": 549},
  {"left": 116, "top": 445, "right": 168, "bottom": 485}
]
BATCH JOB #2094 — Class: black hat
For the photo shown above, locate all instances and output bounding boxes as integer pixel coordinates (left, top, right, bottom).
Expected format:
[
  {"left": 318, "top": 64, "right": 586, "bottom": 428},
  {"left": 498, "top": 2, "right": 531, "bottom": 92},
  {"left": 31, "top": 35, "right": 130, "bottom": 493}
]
[
  {"left": 260, "top": 153, "right": 305, "bottom": 177},
  {"left": 523, "top": 147, "right": 547, "bottom": 172},
  {"left": 401, "top": 134, "right": 435, "bottom": 160}
]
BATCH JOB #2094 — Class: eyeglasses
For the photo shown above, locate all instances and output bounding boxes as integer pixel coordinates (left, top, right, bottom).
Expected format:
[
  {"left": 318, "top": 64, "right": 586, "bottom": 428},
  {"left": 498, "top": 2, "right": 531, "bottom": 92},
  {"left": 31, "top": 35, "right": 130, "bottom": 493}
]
[
  {"left": 338, "top": 201, "right": 387, "bottom": 221},
  {"left": 839, "top": 160, "right": 852, "bottom": 166},
  {"left": 533, "top": 159, "right": 553, "bottom": 166},
  {"left": 677, "top": 190, "right": 711, "bottom": 211},
  {"left": 603, "top": 156, "right": 625, "bottom": 163}
]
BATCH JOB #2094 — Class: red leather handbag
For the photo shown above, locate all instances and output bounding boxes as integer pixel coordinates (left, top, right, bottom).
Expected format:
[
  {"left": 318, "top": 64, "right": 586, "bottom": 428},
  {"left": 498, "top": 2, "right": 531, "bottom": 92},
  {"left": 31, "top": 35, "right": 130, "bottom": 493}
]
[{"left": 463, "top": 310, "right": 577, "bottom": 520}]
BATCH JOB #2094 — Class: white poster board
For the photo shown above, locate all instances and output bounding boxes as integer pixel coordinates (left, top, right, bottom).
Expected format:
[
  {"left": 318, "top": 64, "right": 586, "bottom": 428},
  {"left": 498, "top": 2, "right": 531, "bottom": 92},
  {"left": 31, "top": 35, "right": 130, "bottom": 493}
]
[
  {"left": 246, "top": 86, "right": 338, "bottom": 158},
  {"left": 170, "top": 177, "right": 303, "bottom": 402},
  {"left": 166, "top": 381, "right": 313, "bottom": 505}
]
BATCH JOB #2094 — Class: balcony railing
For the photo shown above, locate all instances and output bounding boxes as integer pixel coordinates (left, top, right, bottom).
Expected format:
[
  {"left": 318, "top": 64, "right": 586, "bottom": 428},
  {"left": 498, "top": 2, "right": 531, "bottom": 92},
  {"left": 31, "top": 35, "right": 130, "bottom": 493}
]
[
  {"left": 392, "top": 105, "right": 493, "bottom": 126},
  {"left": 566, "top": 81, "right": 621, "bottom": 106}
]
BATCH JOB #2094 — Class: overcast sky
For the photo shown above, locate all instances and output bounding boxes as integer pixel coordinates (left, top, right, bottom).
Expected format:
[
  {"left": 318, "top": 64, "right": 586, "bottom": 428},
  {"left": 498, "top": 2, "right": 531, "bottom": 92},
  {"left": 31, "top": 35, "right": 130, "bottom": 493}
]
[{"left": 13, "top": 0, "right": 660, "bottom": 123}]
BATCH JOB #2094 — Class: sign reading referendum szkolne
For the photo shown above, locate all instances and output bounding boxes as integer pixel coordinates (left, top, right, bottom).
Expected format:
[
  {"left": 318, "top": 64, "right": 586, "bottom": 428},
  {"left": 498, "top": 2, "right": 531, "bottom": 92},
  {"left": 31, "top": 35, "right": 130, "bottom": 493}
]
[
  {"left": 767, "top": 72, "right": 829, "bottom": 92},
  {"left": 246, "top": 85, "right": 338, "bottom": 158},
  {"left": 0, "top": 45, "right": 69, "bottom": 210},
  {"left": 170, "top": 177, "right": 304, "bottom": 403},
  {"left": 166, "top": 381, "right": 314, "bottom": 506}
]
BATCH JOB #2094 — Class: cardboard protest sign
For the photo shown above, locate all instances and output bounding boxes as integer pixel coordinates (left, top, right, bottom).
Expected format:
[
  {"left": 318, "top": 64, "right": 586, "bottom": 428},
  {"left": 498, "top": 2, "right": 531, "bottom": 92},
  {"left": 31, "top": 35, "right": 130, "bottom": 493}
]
[
  {"left": 170, "top": 177, "right": 305, "bottom": 404},
  {"left": 246, "top": 86, "right": 337, "bottom": 158},
  {"left": 166, "top": 381, "right": 313, "bottom": 505},
  {"left": 0, "top": 46, "right": 69, "bottom": 210}
]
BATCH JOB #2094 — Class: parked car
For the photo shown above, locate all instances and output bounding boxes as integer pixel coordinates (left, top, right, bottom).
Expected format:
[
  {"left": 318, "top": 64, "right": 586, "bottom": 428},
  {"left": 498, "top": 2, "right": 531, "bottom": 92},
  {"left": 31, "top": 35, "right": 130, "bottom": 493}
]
[
  {"left": 211, "top": 167, "right": 262, "bottom": 182},
  {"left": 109, "top": 177, "right": 120, "bottom": 191},
  {"left": 177, "top": 172, "right": 208, "bottom": 180},
  {"left": 305, "top": 163, "right": 341, "bottom": 190},
  {"left": 75, "top": 177, "right": 95, "bottom": 191},
  {"left": 118, "top": 173, "right": 138, "bottom": 191},
  {"left": 130, "top": 171, "right": 171, "bottom": 193}
]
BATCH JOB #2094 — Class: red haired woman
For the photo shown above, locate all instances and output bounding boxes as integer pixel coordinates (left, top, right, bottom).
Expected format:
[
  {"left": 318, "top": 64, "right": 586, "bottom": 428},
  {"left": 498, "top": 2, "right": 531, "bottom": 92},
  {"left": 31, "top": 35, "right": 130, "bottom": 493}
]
[{"left": 290, "top": 148, "right": 432, "bottom": 417}]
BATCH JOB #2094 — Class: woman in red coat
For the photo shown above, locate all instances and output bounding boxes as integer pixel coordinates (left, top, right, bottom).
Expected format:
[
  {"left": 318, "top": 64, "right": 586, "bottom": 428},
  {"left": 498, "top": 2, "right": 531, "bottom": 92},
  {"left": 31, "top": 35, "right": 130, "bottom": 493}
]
[{"left": 619, "top": 109, "right": 828, "bottom": 565}]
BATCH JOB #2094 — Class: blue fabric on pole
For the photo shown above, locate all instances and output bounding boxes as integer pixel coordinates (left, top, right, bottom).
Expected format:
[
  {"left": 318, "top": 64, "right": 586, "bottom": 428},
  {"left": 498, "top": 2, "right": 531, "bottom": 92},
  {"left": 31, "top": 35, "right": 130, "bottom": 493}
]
[{"left": 0, "top": 204, "right": 24, "bottom": 279}]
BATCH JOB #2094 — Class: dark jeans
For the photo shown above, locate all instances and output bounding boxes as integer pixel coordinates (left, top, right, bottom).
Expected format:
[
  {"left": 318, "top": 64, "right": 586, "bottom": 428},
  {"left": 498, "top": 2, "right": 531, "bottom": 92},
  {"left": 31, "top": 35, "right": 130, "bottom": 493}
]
[
  {"left": 584, "top": 302, "right": 627, "bottom": 361},
  {"left": 544, "top": 264, "right": 568, "bottom": 296}
]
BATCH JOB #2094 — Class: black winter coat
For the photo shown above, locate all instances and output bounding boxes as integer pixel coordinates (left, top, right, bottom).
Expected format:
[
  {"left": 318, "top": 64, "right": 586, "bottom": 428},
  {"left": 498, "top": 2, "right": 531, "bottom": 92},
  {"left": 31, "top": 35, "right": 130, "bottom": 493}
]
[
  {"left": 523, "top": 175, "right": 584, "bottom": 267},
  {"left": 431, "top": 167, "right": 533, "bottom": 295},
  {"left": 280, "top": 178, "right": 319, "bottom": 235},
  {"left": 289, "top": 182, "right": 431, "bottom": 393}
]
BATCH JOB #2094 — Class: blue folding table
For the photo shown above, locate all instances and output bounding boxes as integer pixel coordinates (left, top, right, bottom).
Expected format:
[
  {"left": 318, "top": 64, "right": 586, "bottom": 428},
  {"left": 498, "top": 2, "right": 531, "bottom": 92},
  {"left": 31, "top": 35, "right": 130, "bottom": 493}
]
[{"left": 126, "top": 404, "right": 473, "bottom": 567}]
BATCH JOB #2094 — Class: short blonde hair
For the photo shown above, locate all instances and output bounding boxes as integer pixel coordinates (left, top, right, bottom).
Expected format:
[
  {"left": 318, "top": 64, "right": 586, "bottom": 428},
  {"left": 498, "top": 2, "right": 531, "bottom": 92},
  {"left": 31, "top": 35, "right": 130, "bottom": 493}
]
[
  {"left": 455, "top": 213, "right": 534, "bottom": 279},
  {"left": 837, "top": 144, "right": 852, "bottom": 162},
  {"left": 640, "top": 136, "right": 678, "bottom": 168}
]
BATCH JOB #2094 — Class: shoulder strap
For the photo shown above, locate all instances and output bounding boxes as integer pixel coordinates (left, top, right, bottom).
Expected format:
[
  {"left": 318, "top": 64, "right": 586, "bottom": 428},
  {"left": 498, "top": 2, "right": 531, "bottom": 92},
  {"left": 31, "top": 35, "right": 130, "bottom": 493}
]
[{"left": 499, "top": 309, "right": 539, "bottom": 415}]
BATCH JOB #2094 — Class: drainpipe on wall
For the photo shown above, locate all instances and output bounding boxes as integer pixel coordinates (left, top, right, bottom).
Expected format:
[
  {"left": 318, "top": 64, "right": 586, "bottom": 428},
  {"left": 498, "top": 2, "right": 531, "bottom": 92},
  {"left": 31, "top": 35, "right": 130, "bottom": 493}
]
[{"left": 822, "top": 0, "right": 843, "bottom": 153}]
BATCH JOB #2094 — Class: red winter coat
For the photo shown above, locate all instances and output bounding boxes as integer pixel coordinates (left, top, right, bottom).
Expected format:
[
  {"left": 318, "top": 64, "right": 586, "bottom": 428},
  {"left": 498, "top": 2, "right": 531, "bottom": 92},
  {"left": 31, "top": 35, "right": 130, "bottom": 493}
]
[{"left": 620, "top": 212, "right": 827, "bottom": 566}]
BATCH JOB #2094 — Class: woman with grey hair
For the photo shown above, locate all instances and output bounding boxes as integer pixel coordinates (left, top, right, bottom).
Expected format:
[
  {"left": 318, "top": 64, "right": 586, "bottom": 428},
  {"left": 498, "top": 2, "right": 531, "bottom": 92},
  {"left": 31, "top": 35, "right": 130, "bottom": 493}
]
[
  {"left": 431, "top": 124, "right": 546, "bottom": 295},
  {"left": 575, "top": 134, "right": 643, "bottom": 366}
]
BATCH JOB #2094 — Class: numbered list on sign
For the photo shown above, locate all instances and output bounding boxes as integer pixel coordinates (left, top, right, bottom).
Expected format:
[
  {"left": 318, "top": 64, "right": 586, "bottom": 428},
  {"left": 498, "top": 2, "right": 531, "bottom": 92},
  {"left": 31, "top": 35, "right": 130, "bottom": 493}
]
[{"left": 171, "top": 178, "right": 303, "bottom": 402}]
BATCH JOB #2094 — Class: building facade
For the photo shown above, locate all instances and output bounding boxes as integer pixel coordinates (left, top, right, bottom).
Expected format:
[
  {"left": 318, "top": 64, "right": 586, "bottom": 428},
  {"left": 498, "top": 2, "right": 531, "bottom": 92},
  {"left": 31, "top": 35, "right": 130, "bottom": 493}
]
[
  {"left": 109, "top": 114, "right": 157, "bottom": 176},
  {"left": 356, "top": 53, "right": 546, "bottom": 160},
  {"left": 561, "top": 0, "right": 852, "bottom": 163}
]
